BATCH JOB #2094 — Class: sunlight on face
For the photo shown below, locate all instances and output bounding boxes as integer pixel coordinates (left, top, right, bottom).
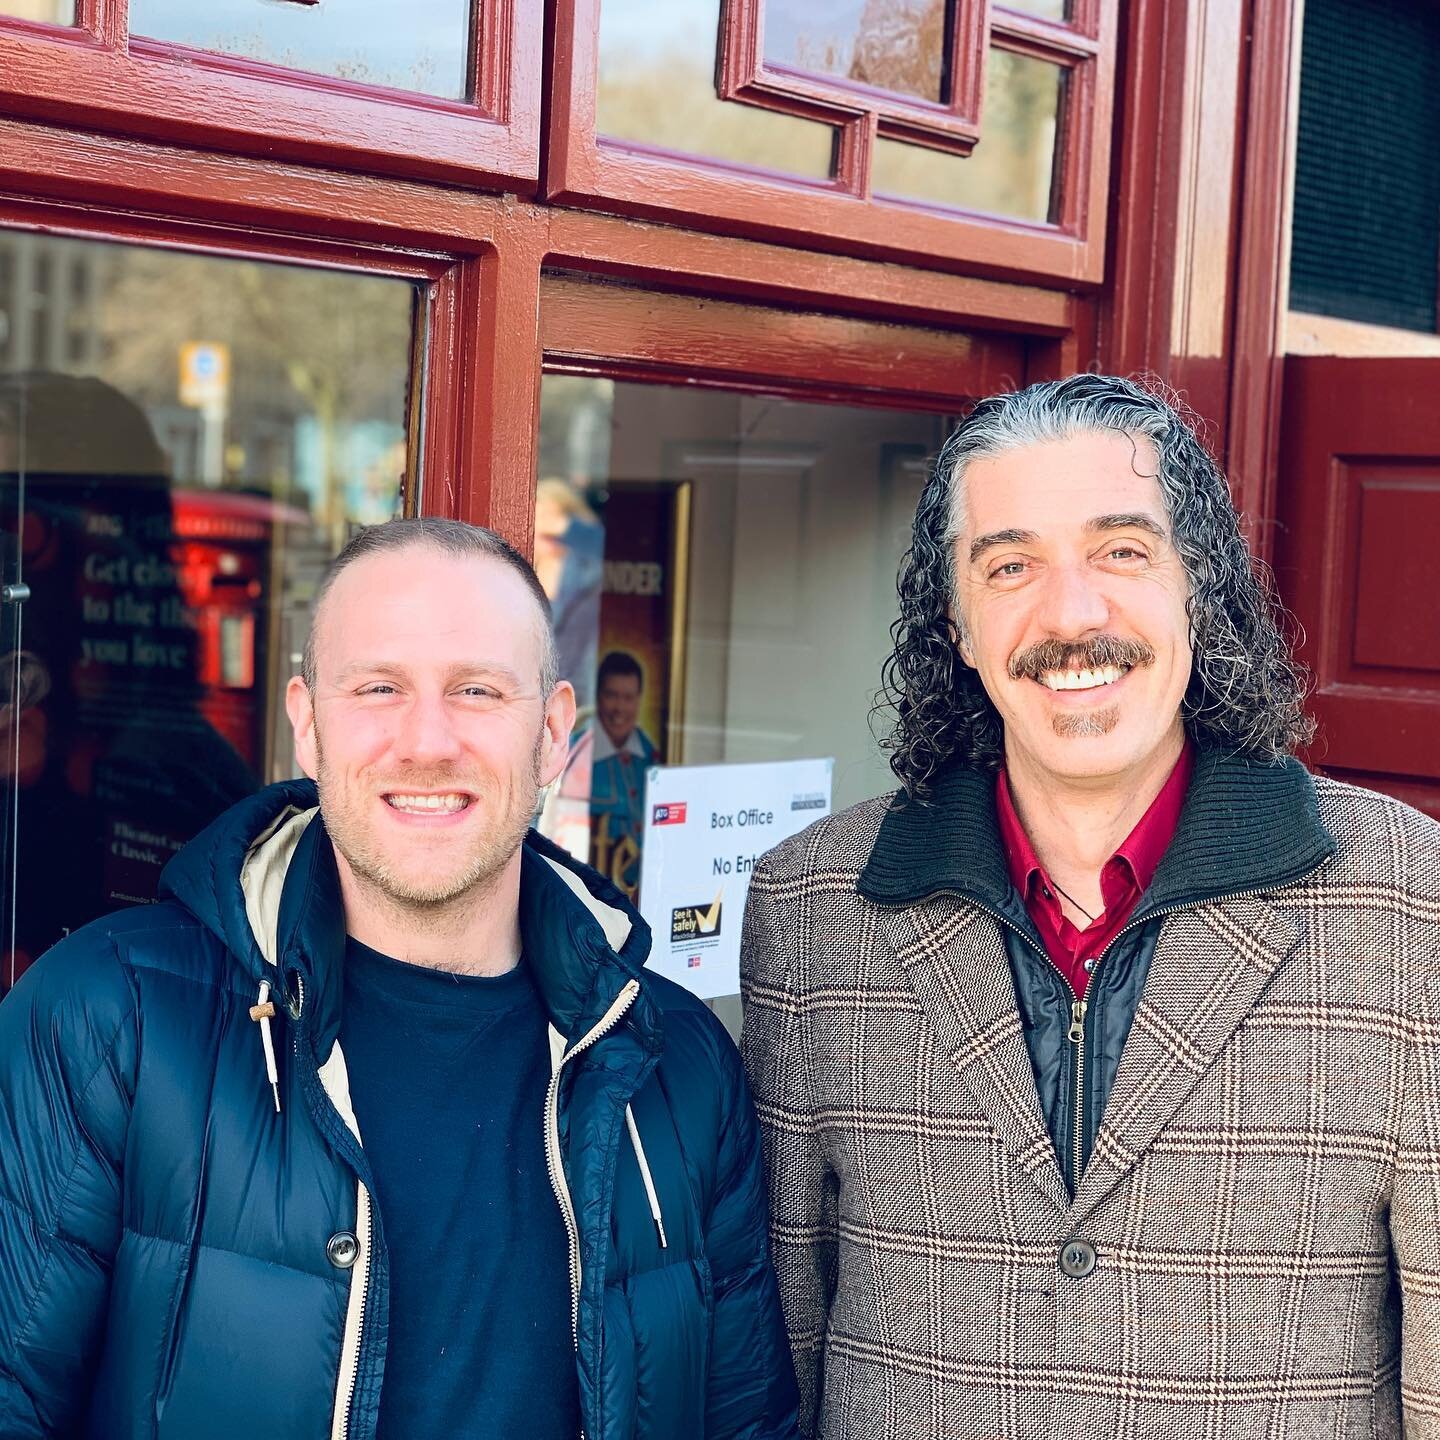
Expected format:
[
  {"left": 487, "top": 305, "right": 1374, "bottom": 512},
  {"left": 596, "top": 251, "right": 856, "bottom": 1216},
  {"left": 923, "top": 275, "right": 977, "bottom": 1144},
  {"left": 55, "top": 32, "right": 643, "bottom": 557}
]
[
  {"left": 288, "top": 548, "right": 572, "bottom": 910},
  {"left": 954, "top": 430, "right": 1192, "bottom": 787}
]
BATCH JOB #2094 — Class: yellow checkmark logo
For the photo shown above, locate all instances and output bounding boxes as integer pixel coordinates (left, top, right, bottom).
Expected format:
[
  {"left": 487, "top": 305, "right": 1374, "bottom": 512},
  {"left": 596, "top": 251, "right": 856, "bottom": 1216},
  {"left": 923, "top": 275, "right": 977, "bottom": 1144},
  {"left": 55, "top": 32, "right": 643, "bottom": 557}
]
[{"left": 695, "top": 889, "right": 723, "bottom": 934}]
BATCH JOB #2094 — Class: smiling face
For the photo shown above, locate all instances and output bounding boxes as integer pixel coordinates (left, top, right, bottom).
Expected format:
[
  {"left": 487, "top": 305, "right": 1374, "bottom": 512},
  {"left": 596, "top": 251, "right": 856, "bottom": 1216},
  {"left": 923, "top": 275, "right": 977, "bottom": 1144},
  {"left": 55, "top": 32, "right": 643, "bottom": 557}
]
[
  {"left": 954, "top": 429, "right": 1192, "bottom": 789},
  {"left": 286, "top": 547, "right": 575, "bottom": 911},
  {"left": 597, "top": 671, "right": 642, "bottom": 749}
]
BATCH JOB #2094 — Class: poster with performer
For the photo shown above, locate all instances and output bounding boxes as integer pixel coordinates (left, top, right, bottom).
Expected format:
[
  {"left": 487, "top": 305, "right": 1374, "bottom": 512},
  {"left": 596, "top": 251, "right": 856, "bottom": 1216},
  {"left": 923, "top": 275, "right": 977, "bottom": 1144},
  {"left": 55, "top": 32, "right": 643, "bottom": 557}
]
[
  {"left": 551, "top": 481, "right": 691, "bottom": 904},
  {"left": 638, "top": 757, "right": 833, "bottom": 1000}
]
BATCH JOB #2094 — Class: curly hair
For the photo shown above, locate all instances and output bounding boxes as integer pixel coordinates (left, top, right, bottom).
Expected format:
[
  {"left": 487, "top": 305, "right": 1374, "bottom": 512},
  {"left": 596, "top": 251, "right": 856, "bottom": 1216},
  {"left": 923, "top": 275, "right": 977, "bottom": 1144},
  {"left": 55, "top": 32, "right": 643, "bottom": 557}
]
[{"left": 878, "top": 373, "right": 1314, "bottom": 800}]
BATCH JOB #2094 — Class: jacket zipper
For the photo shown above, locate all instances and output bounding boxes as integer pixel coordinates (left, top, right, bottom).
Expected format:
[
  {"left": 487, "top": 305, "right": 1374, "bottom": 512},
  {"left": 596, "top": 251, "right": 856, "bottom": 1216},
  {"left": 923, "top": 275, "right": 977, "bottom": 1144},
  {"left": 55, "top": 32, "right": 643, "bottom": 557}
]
[
  {"left": 335, "top": 1183, "right": 373, "bottom": 1440},
  {"left": 907, "top": 868, "right": 1329, "bottom": 1195},
  {"left": 542, "top": 978, "right": 642, "bottom": 1346},
  {"left": 286, "top": 969, "right": 375, "bottom": 1440},
  {"left": 311, "top": 969, "right": 640, "bottom": 1440}
]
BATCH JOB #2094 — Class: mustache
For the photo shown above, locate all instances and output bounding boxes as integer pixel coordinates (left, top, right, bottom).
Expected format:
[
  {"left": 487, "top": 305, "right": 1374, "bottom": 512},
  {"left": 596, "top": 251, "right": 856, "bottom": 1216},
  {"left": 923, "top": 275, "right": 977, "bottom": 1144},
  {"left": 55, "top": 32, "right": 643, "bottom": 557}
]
[{"left": 1007, "top": 634, "right": 1157, "bottom": 682}]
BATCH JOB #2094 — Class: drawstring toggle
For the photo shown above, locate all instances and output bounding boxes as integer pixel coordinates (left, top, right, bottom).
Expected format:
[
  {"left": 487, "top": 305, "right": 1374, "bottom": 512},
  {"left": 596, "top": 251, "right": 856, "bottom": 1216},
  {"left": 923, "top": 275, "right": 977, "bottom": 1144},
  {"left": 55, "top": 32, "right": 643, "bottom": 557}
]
[{"left": 251, "top": 980, "right": 282, "bottom": 1114}]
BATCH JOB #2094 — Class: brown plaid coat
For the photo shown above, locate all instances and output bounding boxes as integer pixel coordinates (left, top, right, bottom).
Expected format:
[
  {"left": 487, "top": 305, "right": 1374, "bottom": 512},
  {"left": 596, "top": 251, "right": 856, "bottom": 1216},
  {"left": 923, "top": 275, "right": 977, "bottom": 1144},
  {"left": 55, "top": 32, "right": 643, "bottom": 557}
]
[{"left": 740, "top": 769, "right": 1440, "bottom": 1439}]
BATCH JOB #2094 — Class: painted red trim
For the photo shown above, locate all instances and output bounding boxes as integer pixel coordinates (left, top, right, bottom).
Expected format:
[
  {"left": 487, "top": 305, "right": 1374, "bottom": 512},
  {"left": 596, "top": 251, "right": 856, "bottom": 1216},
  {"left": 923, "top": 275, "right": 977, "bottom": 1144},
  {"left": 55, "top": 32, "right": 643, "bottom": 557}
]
[
  {"left": 0, "top": 0, "right": 542, "bottom": 187},
  {"left": 542, "top": 208, "right": 1076, "bottom": 333},
  {"left": 547, "top": 0, "right": 1117, "bottom": 285},
  {"left": 539, "top": 273, "right": 1027, "bottom": 405},
  {"left": 1226, "top": 0, "right": 1301, "bottom": 558},
  {"left": 718, "top": 0, "right": 990, "bottom": 160}
]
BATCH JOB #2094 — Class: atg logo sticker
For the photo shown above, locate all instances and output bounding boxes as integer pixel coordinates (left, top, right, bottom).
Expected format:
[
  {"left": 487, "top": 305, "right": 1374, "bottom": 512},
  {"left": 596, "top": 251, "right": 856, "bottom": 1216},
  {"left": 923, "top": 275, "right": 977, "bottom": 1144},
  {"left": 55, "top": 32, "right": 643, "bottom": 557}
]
[
  {"left": 791, "top": 791, "right": 827, "bottom": 812},
  {"left": 652, "top": 802, "right": 688, "bottom": 826},
  {"left": 671, "top": 892, "right": 723, "bottom": 942}
]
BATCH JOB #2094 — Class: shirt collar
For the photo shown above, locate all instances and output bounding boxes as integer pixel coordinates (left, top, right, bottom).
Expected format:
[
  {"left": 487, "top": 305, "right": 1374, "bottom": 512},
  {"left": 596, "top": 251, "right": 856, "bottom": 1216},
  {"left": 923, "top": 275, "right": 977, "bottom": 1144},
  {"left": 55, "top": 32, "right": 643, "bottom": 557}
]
[
  {"left": 857, "top": 744, "right": 1335, "bottom": 916},
  {"left": 591, "top": 724, "right": 648, "bottom": 763},
  {"left": 995, "top": 743, "right": 1195, "bottom": 905}
]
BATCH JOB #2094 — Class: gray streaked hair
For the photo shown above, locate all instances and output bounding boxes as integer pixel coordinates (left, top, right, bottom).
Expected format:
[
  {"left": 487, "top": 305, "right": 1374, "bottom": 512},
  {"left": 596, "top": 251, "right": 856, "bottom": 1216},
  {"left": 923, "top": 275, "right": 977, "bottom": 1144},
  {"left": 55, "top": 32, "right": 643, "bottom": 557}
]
[
  {"left": 301, "top": 516, "right": 558, "bottom": 695},
  {"left": 878, "top": 372, "right": 1315, "bottom": 799}
]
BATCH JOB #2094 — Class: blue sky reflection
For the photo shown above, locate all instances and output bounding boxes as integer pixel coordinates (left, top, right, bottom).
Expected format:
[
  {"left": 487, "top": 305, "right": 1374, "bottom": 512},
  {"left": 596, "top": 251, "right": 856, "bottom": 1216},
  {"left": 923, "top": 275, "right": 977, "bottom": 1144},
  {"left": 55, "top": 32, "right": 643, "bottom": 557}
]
[{"left": 130, "top": 0, "right": 474, "bottom": 99}]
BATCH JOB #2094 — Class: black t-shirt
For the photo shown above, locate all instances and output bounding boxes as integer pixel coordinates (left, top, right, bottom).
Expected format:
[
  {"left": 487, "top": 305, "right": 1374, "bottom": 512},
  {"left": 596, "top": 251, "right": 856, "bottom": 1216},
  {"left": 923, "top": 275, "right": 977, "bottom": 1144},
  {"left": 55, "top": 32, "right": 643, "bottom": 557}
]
[{"left": 340, "top": 939, "right": 580, "bottom": 1439}]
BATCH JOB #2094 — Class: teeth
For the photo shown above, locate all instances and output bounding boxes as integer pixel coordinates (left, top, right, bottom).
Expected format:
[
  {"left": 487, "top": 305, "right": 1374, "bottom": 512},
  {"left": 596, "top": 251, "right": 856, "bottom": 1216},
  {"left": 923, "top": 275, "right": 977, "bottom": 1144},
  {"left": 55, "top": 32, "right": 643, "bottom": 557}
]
[
  {"left": 1039, "top": 665, "right": 1127, "bottom": 692},
  {"left": 385, "top": 793, "right": 469, "bottom": 813}
]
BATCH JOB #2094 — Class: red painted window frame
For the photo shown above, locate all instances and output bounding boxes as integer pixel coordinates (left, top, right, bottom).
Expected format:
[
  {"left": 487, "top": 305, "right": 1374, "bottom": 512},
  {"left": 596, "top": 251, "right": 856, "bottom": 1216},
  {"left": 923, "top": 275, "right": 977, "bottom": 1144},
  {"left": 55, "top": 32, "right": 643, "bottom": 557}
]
[
  {"left": 0, "top": 193, "right": 475, "bottom": 519},
  {"left": 539, "top": 269, "right": 1029, "bottom": 407},
  {"left": 0, "top": 0, "right": 542, "bottom": 187},
  {"left": 0, "top": 107, "right": 1090, "bottom": 560},
  {"left": 547, "top": 0, "right": 1115, "bottom": 285},
  {"left": 719, "top": 0, "right": 989, "bottom": 156}
]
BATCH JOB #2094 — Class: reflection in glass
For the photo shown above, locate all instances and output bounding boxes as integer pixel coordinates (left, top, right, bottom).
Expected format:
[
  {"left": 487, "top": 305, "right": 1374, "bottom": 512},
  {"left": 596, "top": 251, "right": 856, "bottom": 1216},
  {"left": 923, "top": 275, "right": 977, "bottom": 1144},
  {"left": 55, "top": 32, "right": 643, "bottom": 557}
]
[
  {"left": 0, "top": 231, "right": 417, "bottom": 989},
  {"left": 0, "top": 0, "right": 73, "bottom": 22},
  {"left": 130, "top": 0, "right": 474, "bottom": 99},
  {"left": 765, "top": 0, "right": 948, "bottom": 102},
  {"left": 536, "top": 375, "right": 952, "bottom": 922},
  {"left": 871, "top": 48, "right": 1063, "bottom": 220},
  {"left": 998, "top": 0, "right": 1068, "bottom": 19},
  {"left": 597, "top": 0, "right": 836, "bottom": 180}
]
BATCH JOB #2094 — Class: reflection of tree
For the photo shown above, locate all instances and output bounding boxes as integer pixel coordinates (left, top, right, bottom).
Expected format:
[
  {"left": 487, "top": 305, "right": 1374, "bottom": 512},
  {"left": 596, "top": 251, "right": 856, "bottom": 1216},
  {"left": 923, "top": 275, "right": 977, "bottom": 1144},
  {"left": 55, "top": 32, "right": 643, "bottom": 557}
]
[
  {"left": 596, "top": 0, "right": 1057, "bottom": 222},
  {"left": 596, "top": 0, "right": 834, "bottom": 177},
  {"left": 598, "top": 58, "right": 835, "bottom": 176},
  {"left": 100, "top": 251, "right": 413, "bottom": 515},
  {"left": 871, "top": 48, "right": 1061, "bottom": 220},
  {"left": 785, "top": 0, "right": 944, "bottom": 102},
  {"left": 538, "top": 376, "right": 615, "bottom": 487}
]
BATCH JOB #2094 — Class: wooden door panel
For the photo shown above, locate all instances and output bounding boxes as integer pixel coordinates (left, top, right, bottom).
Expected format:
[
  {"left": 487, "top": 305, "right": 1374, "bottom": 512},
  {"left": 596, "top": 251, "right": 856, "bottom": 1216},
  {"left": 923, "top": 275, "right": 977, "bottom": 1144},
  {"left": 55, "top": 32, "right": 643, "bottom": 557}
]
[{"left": 1275, "top": 356, "right": 1440, "bottom": 819}]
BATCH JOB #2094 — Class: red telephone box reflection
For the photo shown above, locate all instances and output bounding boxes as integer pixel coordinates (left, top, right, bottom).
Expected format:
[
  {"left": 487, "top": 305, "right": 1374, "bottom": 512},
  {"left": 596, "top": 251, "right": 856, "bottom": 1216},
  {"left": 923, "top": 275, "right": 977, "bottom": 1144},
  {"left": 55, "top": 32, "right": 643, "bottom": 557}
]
[{"left": 171, "top": 490, "right": 309, "bottom": 771}]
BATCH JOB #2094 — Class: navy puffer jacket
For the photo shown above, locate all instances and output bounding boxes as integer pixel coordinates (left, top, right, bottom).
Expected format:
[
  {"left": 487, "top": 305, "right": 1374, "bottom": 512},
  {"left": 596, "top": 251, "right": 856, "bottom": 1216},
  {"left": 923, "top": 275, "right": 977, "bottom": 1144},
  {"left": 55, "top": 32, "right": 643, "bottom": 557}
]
[{"left": 0, "top": 780, "right": 799, "bottom": 1439}]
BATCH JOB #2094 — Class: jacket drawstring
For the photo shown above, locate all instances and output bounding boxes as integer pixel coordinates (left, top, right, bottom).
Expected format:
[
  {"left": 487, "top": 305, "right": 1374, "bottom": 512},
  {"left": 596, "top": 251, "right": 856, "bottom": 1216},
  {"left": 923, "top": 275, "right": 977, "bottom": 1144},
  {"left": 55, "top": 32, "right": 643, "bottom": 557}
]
[
  {"left": 249, "top": 981, "right": 281, "bottom": 1113},
  {"left": 624, "top": 1105, "right": 667, "bottom": 1250}
]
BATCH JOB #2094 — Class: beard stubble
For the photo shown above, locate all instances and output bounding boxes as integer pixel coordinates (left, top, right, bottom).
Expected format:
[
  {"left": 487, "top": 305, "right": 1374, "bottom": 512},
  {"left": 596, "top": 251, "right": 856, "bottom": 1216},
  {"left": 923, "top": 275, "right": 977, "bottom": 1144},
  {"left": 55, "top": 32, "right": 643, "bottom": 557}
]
[{"left": 314, "top": 720, "right": 547, "bottom": 911}]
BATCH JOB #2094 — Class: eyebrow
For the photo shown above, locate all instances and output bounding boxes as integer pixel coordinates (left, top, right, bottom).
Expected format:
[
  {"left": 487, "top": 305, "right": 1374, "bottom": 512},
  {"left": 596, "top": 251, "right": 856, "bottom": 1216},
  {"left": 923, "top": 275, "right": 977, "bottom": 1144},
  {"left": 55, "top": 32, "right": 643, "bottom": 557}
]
[
  {"left": 333, "top": 660, "right": 526, "bottom": 688},
  {"left": 968, "top": 513, "right": 1169, "bottom": 565},
  {"left": 969, "top": 528, "right": 1038, "bottom": 564},
  {"left": 1086, "top": 512, "right": 1168, "bottom": 540}
]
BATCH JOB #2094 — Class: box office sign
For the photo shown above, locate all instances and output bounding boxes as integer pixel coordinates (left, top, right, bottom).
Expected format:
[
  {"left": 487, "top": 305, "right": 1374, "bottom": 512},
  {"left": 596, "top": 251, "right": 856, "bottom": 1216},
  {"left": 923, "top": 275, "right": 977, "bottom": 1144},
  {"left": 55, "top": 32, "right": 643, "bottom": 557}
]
[{"left": 638, "top": 757, "right": 833, "bottom": 1000}]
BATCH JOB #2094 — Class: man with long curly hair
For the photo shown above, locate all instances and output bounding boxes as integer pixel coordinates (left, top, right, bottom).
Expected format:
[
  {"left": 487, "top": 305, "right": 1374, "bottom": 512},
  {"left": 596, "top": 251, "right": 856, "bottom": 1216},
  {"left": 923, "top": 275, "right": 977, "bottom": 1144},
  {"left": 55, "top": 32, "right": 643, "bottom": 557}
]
[{"left": 740, "top": 373, "right": 1440, "bottom": 1439}]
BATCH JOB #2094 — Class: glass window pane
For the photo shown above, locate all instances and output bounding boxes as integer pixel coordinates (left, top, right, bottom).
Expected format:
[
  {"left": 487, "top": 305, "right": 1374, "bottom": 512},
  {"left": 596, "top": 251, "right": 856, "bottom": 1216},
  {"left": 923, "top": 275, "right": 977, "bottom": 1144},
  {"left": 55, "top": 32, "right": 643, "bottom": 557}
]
[
  {"left": 0, "top": 232, "right": 418, "bottom": 988},
  {"left": 764, "top": 0, "right": 948, "bottom": 102},
  {"left": 130, "top": 0, "right": 474, "bottom": 100},
  {"left": 597, "top": 0, "right": 836, "bottom": 180},
  {"left": 535, "top": 376, "right": 951, "bottom": 939},
  {"left": 1290, "top": 0, "right": 1440, "bottom": 332},
  {"left": 871, "top": 48, "right": 1063, "bottom": 221},
  {"left": 997, "top": 0, "right": 1068, "bottom": 20},
  {"left": 0, "top": 0, "right": 73, "bottom": 22}
]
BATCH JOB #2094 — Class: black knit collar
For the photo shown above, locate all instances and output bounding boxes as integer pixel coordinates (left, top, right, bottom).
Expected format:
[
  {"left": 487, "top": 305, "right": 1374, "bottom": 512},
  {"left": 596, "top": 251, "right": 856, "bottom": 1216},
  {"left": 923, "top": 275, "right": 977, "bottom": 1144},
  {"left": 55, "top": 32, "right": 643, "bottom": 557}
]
[{"left": 857, "top": 747, "right": 1336, "bottom": 914}]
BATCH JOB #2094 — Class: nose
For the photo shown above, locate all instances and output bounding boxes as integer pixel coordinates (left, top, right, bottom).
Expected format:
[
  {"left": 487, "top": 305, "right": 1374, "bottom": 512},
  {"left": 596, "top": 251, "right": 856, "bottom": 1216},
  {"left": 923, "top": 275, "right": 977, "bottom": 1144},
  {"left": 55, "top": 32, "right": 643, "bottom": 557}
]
[
  {"left": 1034, "top": 561, "right": 1110, "bottom": 639},
  {"left": 395, "top": 690, "right": 465, "bottom": 767}
]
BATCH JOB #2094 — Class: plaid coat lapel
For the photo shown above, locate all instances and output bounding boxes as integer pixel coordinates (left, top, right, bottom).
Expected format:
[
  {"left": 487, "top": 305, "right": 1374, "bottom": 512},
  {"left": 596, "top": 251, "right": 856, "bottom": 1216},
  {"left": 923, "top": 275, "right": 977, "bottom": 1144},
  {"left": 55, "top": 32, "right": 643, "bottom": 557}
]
[
  {"left": 881, "top": 894, "right": 1071, "bottom": 1216},
  {"left": 1070, "top": 889, "right": 1303, "bottom": 1226}
]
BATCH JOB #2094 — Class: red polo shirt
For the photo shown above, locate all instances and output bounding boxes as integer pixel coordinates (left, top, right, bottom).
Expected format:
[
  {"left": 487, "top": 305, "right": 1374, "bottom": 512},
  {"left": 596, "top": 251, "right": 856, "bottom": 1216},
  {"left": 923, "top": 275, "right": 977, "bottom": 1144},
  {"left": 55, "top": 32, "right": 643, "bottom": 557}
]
[{"left": 996, "top": 745, "right": 1194, "bottom": 999}]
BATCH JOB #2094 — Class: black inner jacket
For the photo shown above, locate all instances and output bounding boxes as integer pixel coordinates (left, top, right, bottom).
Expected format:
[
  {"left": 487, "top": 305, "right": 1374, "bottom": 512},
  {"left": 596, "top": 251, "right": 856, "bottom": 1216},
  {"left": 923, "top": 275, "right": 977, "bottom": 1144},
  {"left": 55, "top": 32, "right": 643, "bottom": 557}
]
[{"left": 857, "top": 747, "right": 1337, "bottom": 1194}]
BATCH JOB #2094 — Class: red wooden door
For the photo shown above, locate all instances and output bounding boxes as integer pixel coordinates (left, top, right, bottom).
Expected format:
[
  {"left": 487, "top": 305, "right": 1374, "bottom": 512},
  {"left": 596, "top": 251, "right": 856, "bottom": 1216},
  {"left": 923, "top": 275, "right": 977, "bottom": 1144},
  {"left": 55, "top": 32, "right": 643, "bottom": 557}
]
[{"left": 1275, "top": 356, "right": 1440, "bottom": 819}]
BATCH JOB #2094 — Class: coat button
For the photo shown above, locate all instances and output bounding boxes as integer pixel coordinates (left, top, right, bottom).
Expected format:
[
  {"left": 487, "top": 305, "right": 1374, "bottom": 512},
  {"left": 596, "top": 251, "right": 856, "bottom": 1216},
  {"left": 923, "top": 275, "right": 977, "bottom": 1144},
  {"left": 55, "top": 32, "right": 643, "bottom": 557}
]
[
  {"left": 327, "top": 1231, "right": 360, "bottom": 1269},
  {"left": 1058, "top": 1238, "right": 1097, "bottom": 1278}
]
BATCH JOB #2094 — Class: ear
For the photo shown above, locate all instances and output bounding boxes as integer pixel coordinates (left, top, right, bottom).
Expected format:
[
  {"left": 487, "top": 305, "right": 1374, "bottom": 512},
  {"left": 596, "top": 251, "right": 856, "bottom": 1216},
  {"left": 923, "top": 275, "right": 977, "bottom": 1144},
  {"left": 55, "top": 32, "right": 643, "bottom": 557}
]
[
  {"left": 949, "top": 604, "right": 977, "bottom": 669},
  {"left": 286, "top": 674, "right": 319, "bottom": 780},
  {"left": 538, "top": 679, "right": 577, "bottom": 788}
]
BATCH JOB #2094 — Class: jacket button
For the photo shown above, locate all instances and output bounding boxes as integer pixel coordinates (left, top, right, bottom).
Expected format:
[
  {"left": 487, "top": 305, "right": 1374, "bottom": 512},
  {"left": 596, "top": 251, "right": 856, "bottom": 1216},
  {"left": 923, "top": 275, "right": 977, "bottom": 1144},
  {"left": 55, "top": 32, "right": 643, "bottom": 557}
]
[
  {"left": 1058, "top": 1238, "right": 1097, "bottom": 1278},
  {"left": 327, "top": 1231, "right": 360, "bottom": 1269}
]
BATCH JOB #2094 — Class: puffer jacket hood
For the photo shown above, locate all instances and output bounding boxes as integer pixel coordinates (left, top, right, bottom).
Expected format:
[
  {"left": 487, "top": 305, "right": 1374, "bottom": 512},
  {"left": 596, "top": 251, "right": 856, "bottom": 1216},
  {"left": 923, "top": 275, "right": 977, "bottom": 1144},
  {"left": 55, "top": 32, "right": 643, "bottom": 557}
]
[
  {"left": 0, "top": 780, "right": 799, "bottom": 1440},
  {"left": 158, "top": 779, "right": 665, "bottom": 1073}
]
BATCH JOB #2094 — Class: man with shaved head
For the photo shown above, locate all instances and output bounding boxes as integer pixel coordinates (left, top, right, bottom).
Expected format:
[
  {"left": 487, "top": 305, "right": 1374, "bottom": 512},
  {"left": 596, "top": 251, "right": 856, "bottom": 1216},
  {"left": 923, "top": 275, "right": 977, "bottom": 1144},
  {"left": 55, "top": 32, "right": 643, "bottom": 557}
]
[
  {"left": 0, "top": 517, "right": 799, "bottom": 1439},
  {"left": 742, "top": 374, "right": 1440, "bottom": 1439}
]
